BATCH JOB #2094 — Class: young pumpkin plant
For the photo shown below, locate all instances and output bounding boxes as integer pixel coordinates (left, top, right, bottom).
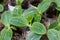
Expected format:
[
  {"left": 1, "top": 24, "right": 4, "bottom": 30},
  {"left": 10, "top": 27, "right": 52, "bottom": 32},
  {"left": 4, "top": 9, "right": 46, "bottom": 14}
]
[
  {"left": 47, "top": 14, "right": 60, "bottom": 40},
  {"left": 0, "top": 0, "right": 60, "bottom": 40},
  {"left": 26, "top": 0, "right": 60, "bottom": 40}
]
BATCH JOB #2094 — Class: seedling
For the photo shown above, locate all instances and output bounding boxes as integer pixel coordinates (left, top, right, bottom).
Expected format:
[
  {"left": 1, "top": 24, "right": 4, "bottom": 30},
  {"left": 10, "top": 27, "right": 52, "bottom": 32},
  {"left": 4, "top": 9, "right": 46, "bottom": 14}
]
[{"left": 0, "top": 0, "right": 60, "bottom": 40}]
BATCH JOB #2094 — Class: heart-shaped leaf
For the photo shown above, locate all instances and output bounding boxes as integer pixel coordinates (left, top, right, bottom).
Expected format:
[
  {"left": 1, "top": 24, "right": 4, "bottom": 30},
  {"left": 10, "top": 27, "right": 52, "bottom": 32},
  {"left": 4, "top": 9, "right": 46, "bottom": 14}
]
[
  {"left": 26, "top": 32, "right": 42, "bottom": 40},
  {"left": 30, "top": 22, "right": 46, "bottom": 34},
  {"left": 10, "top": 17, "right": 29, "bottom": 27},
  {"left": 0, "top": 27, "right": 13, "bottom": 40},
  {"left": 0, "top": 4, "right": 4, "bottom": 12},
  {"left": 12, "top": 5, "right": 22, "bottom": 16},
  {"left": 48, "top": 29, "right": 60, "bottom": 40},
  {"left": 1, "top": 11, "right": 12, "bottom": 26},
  {"left": 38, "top": 0, "right": 51, "bottom": 13}
]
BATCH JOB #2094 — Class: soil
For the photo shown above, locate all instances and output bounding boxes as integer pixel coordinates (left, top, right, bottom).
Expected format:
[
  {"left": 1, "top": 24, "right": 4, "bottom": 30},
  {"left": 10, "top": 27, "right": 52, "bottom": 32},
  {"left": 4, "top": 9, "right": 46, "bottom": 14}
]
[{"left": 0, "top": 0, "right": 60, "bottom": 40}]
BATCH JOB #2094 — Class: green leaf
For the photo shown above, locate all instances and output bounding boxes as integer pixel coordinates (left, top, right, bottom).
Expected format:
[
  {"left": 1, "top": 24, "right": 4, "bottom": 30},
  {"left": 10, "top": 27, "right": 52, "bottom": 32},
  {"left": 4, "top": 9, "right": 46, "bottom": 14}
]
[
  {"left": 12, "top": 5, "right": 22, "bottom": 16},
  {"left": 52, "top": 0, "right": 57, "bottom": 3},
  {"left": 30, "top": 22, "right": 46, "bottom": 34},
  {"left": 56, "top": 7, "right": 60, "bottom": 11},
  {"left": 23, "top": 8, "right": 37, "bottom": 17},
  {"left": 55, "top": 23, "right": 60, "bottom": 31},
  {"left": 0, "top": 4, "right": 4, "bottom": 12},
  {"left": 26, "top": 32, "right": 42, "bottom": 40},
  {"left": 23, "top": 8, "right": 37, "bottom": 22},
  {"left": 48, "top": 22, "right": 60, "bottom": 31},
  {"left": 27, "top": 14, "right": 34, "bottom": 23},
  {"left": 56, "top": 0, "right": 60, "bottom": 11},
  {"left": 34, "top": 14, "right": 41, "bottom": 22},
  {"left": 10, "top": 17, "right": 29, "bottom": 27},
  {"left": 38, "top": 0, "right": 51, "bottom": 13},
  {"left": 53, "top": 0, "right": 60, "bottom": 11},
  {"left": 57, "top": 0, "right": 60, "bottom": 7},
  {"left": 48, "top": 29, "right": 60, "bottom": 40},
  {"left": 0, "top": 27, "right": 13, "bottom": 40},
  {"left": 16, "top": 0, "right": 23, "bottom": 4},
  {"left": 58, "top": 14, "right": 60, "bottom": 23},
  {"left": 48, "top": 22, "right": 57, "bottom": 29},
  {"left": 1, "top": 11, "right": 12, "bottom": 26},
  {"left": 55, "top": 0, "right": 60, "bottom": 7},
  {"left": 58, "top": 31, "right": 60, "bottom": 40}
]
